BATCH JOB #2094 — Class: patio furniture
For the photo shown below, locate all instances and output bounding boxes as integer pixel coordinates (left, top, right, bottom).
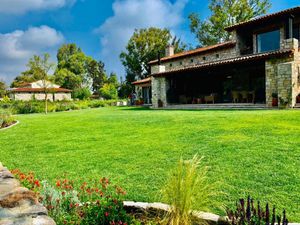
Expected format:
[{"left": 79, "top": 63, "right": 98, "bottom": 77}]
[
  {"left": 204, "top": 94, "right": 216, "bottom": 104},
  {"left": 232, "top": 91, "right": 240, "bottom": 103},
  {"left": 249, "top": 91, "right": 255, "bottom": 103},
  {"left": 241, "top": 91, "right": 248, "bottom": 103}
]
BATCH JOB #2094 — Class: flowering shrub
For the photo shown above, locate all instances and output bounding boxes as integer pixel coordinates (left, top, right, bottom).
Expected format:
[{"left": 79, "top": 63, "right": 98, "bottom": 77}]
[{"left": 11, "top": 169, "right": 131, "bottom": 225}]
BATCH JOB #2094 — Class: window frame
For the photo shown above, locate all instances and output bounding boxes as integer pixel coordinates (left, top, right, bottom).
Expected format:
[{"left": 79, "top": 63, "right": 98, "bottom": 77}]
[{"left": 256, "top": 29, "right": 281, "bottom": 53}]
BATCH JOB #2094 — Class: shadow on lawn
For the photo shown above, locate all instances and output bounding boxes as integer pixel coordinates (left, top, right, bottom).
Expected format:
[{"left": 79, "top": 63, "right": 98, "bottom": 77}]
[{"left": 120, "top": 106, "right": 271, "bottom": 112}]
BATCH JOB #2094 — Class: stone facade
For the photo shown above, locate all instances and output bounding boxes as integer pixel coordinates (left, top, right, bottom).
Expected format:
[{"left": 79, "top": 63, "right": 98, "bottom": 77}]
[
  {"left": 265, "top": 38, "right": 300, "bottom": 108},
  {"left": 0, "top": 162, "right": 55, "bottom": 225},
  {"left": 151, "top": 75, "right": 168, "bottom": 108},
  {"left": 156, "top": 47, "right": 237, "bottom": 73}
]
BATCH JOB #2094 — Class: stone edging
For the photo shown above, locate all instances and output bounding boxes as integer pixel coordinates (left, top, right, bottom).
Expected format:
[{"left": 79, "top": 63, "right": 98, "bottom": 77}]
[
  {"left": 0, "top": 121, "right": 19, "bottom": 131},
  {"left": 123, "top": 201, "right": 227, "bottom": 225},
  {"left": 123, "top": 201, "right": 300, "bottom": 225},
  {"left": 0, "top": 162, "right": 56, "bottom": 225}
]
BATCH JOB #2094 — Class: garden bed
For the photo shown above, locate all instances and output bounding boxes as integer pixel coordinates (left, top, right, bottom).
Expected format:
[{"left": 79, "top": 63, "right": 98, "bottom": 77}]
[{"left": 0, "top": 120, "right": 18, "bottom": 130}]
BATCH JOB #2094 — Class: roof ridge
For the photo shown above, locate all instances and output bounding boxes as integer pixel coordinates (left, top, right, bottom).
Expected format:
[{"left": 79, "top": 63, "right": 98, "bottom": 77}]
[
  {"left": 149, "top": 41, "right": 236, "bottom": 65},
  {"left": 225, "top": 6, "right": 300, "bottom": 31}
]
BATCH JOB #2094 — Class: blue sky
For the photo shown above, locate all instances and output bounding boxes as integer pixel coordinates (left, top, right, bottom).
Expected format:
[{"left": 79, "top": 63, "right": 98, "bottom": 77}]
[{"left": 0, "top": 0, "right": 299, "bottom": 83}]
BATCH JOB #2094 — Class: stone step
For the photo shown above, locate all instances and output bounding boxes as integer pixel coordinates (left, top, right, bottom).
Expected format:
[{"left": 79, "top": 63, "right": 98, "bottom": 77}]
[{"left": 295, "top": 104, "right": 300, "bottom": 108}]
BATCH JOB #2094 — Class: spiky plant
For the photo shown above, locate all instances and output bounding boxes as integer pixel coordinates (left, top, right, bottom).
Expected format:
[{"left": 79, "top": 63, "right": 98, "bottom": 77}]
[{"left": 161, "top": 155, "right": 213, "bottom": 225}]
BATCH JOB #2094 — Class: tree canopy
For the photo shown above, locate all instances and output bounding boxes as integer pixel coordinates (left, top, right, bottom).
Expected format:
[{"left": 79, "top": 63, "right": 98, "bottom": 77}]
[
  {"left": 54, "top": 43, "right": 109, "bottom": 94},
  {"left": 120, "top": 27, "right": 186, "bottom": 83},
  {"left": 0, "top": 81, "right": 6, "bottom": 98},
  {"left": 189, "top": 0, "right": 271, "bottom": 46}
]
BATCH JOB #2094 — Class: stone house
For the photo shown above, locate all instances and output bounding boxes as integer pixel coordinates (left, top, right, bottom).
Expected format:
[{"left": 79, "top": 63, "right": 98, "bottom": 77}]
[
  {"left": 10, "top": 80, "right": 72, "bottom": 101},
  {"left": 133, "top": 6, "right": 300, "bottom": 108}
]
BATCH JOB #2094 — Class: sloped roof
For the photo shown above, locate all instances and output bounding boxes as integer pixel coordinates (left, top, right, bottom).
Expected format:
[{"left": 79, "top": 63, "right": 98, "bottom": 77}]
[
  {"left": 225, "top": 6, "right": 300, "bottom": 31},
  {"left": 132, "top": 77, "right": 151, "bottom": 85},
  {"left": 149, "top": 41, "right": 236, "bottom": 65},
  {"left": 152, "top": 49, "right": 294, "bottom": 77},
  {"left": 11, "top": 88, "right": 72, "bottom": 93}
]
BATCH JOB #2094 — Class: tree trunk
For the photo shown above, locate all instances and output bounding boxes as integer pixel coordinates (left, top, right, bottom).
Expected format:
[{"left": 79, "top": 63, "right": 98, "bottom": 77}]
[{"left": 45, "top": 92, "right": 48, "bottom": 114}]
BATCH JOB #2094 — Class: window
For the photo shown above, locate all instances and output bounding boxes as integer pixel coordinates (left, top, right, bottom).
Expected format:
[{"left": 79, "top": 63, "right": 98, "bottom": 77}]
[
  {"left": 190, "top": 59, "right": 194, "bottom": 63},
  {"left": 216, "top": 54, "right": 220, "bottom": 58},
  {"left": 257, "top": 29, "right": 280, "bottom": 53},
  {"left": 203, "top": 56, "right": 206, "bottom": 60},
  {"left": 180, "top": 61, "right": 183, "bottom": 65},
  {"left": 293, "top": 25, "right": 300, "bottom": 40},
  {"left": 170, "top": 63, "right": 173, "bottom": 67}
]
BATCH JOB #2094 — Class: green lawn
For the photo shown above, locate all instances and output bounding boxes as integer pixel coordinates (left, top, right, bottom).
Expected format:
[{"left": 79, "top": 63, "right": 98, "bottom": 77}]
[{"left": 1, "top": 107, "right": 300, "bottom": 220}]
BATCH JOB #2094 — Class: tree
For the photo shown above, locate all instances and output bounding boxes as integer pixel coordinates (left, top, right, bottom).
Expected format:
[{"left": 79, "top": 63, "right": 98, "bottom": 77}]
[
  {"left": 99, "top": 83, "right": 118, "bottom": 100},
  {"left": 54, "top": 43, "right": 90, "bottom": 90},
  {"left": 120, "top": 27, "right": 186, "bottom": 83},
  {"left": 189, "top": 0, "right": 271, "bottom": 46},
  {"left": 11, "top": 65, "right": 47, "bottom": 88},
  {"left": 73, "top": 87, "right": 92, "bottom": 100},
  {"left": 86, "top": 60, "right": 107, "bottom": 95},
  {"left": 0, "top": 81, "right": 6, "bottom": 98},
  {"left": 26, "top": 53, "right": 55, "bottom": 114}
]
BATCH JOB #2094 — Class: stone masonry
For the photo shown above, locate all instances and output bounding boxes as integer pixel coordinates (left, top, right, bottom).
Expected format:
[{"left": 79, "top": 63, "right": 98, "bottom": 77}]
[
  {"left": 0, "top": 162, "right": 56, "bottom": 225},
  {"left": 265, "top": 38, "right": 300, "bottom": 108}
]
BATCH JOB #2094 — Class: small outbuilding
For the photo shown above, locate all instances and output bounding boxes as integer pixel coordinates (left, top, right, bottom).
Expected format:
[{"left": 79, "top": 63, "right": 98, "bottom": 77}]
[{"left": 10, "top": 80, "right": 72, "bottom": 101}]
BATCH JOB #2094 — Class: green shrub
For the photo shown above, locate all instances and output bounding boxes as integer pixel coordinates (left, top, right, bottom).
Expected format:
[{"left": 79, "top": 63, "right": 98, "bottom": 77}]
[
  {"left": 73, "top": 88, "right": 92, "bottom": 100},
  {"left": 0, "top": 99, "right": 121, "bottom": 115},
  {"left": 99, "top": 83, "right": 118, "bottom": 100}
]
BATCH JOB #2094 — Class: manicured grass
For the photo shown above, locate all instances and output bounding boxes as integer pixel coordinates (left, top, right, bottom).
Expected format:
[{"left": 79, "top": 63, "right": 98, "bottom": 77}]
[{"left": 1, "top": 107, "right": 300, "bottom": 220}]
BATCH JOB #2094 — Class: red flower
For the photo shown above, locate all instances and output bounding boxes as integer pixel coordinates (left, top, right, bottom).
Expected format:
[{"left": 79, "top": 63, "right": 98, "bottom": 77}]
[
  {"left": 34, "top": 180, "right": 40, "bottom": 187},
  {"left": 70, "top": 203, "right": 73, "bottom": 208},
  {"left": 62, "top": 191, "right": 66, "bottom": 196},
  {"left": 56, "top": 180, "right": 61, "bottom": 187},
  {"left": 105, "top": 212, "right": 109, "bottom": 217}
]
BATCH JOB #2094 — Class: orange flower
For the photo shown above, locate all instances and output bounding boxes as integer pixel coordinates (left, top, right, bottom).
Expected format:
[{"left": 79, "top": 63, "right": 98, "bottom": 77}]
[{"left": 56, "top": 180, "right": 61, "bottom": 187}]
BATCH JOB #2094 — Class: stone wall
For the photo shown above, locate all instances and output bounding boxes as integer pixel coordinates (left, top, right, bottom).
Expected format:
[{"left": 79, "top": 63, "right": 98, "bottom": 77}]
[
  {"left": 265, "top": 38, "right": 299, "bottom": 108},
  {"left": 154, "top": 47, "right": 237, "bottom": 73},
  {"left": 12, "top": 93, "right": 72, "bottom": 102},
  {"left": 151, "top": 76, "right": 168, "bottom": 108},
  {"left": 0, "top": 162, "right": 55, "bottom": 225}
]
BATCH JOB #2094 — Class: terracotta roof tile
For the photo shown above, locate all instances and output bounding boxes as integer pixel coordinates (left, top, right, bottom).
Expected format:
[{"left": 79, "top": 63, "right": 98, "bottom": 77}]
[
  {"left": 152, "top": 49, "right": 294, "bottom": 77},
  {"left": 11, "top": 88, "right": 72, "bottom": 93},
  {"left": 132, "top": 77, "right": 151, "bottom": 85},
  {"left": 149, "top": 41, "right": 236, "bottom": 65},
  {"left": 225, "top": 6, "right": 300, "bottom": 31}
]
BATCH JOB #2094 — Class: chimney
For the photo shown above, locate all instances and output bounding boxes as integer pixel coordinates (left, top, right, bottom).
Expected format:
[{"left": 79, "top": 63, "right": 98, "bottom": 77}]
[{"left": 165, "top": 45, "right": 175, "bottom": 57}]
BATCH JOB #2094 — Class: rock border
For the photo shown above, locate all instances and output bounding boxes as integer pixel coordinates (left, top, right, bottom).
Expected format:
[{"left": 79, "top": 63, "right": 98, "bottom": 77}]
[
  {"left": 123, "top": 201, "right": 228, "bottom": 225},
  {"left": 0, "top": 162, "right": 56, "bottom": 225},
  {"left": 0, "top": 120, "right": 19, "bottom": 131}
]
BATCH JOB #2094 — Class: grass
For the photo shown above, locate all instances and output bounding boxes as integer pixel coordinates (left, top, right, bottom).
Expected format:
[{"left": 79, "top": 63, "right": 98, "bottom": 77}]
[{"left": 1, "top": 107, "right": 300, "bottom": 221}]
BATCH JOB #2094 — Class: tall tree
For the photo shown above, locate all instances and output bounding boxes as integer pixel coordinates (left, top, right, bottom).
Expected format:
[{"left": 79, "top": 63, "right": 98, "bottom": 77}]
[
  {"left": 26, "top": 53, "right": 55, "bottom": 114},
  {"left": 86, "top": 60, "right": 107, "bottom": 95},
  {"left": 0, "top": 81, "right": 6, "bottom": 98},
  {"left": 120, "top": 27, "right": 186, "bottom": 83},
  {"left": 54, "top": 43, "right": 90, "bottom": 90},
  {"left": 189, "top": 0, "right": 271, "bottom": 46}
]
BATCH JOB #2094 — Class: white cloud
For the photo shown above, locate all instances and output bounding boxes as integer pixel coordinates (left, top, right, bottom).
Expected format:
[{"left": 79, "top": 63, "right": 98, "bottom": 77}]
[
  {"left": 0, "top": 0, "right": 76, "bottom": 14},
  {"left": 0, "top": 26, "right": 64, "bottom": 83},
  {"left": 95, "top": 0, "right": 188, "bottom": 78}
]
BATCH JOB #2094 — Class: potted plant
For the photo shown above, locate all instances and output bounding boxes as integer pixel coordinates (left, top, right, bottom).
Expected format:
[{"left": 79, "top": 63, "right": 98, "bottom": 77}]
[{"left": 272, "top": 93, "right": 278, "bottom": 107}]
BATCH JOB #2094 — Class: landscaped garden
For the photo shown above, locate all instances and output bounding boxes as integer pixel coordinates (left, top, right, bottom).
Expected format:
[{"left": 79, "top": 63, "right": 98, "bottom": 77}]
[{"left": 1, "top": 107, "right": 300, "bottom": 221}]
